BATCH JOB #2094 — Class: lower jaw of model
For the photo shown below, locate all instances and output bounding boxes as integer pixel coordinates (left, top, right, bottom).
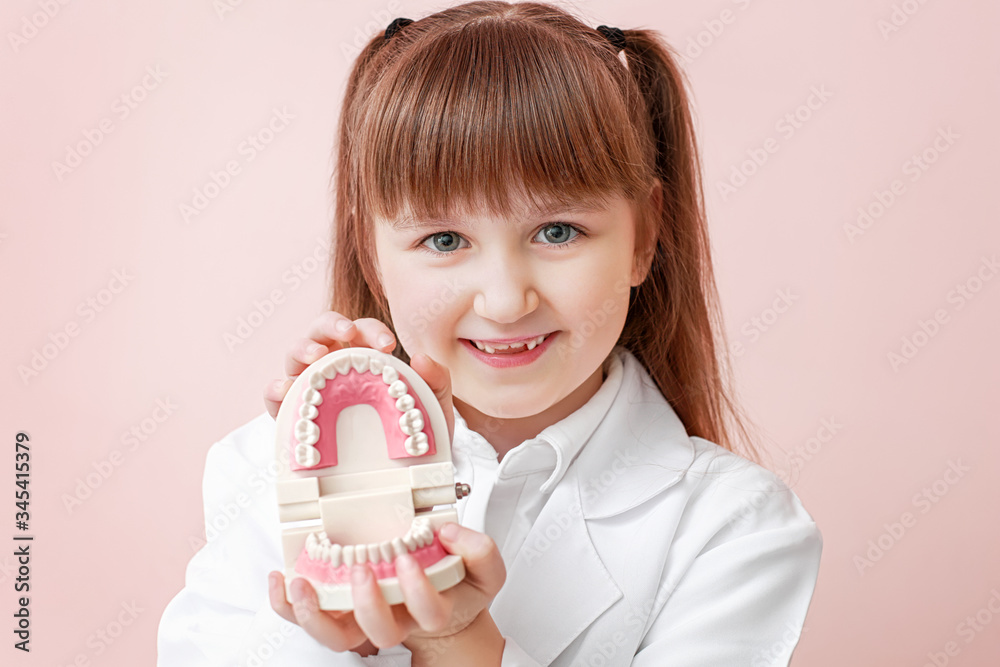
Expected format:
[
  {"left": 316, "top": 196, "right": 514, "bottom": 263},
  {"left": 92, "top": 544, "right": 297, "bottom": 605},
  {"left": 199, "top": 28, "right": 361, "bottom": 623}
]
[{"left": 295, "top": 516, "right": 447, "bottom": 583}]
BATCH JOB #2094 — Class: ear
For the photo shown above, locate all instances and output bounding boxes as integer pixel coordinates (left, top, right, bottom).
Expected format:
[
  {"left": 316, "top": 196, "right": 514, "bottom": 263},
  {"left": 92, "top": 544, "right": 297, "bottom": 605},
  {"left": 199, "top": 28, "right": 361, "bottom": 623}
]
[{"left": 631, "top": 179, "right": 662, "bottom": 287}]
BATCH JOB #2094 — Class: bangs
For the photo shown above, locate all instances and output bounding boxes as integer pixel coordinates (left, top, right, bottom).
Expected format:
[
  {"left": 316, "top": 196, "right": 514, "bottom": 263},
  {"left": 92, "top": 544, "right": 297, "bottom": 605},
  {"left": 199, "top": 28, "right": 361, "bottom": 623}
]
[{"left": 352, "top": 15, "right": 653, "bottom": 224}]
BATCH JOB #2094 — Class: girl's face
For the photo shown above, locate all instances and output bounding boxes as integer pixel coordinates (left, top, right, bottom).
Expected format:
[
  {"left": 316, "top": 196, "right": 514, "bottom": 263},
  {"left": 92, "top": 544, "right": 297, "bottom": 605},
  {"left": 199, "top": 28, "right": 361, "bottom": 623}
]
[{"left": 373, "top": 193, "right": 649, "bottom": 424}]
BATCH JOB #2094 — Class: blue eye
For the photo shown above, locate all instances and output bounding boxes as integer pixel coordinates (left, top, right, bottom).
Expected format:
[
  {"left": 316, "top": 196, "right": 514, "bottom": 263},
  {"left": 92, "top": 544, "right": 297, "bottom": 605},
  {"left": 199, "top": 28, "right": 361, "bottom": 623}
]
[
  {"left": 535, "top": 223, "right": 580, "bottom": 245},
  {"left": 416, "top": 223, "right": 585, "bottom": 256}
]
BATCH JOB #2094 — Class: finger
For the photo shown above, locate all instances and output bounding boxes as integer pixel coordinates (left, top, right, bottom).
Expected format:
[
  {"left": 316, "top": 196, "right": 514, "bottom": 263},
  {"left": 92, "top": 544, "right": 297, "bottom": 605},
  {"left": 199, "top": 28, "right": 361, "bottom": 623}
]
[
  {"left": 302, "top": 313, "right": 396, "bottom": 355},
  {"left": 267, "top": 571, "right": 298, "bottom": 625},
  {"left": 409, "top": 354, "right": 455, "bottom": 445},
  {"left": 395, "top": 553, "right": 453, "bottom": 633},
  {"left": 284, "top": 337, "right": 332, "bottom": 378},
  {"left": 263, "top": 378, "right": 294, "bottom": 419},
  {"left": 350, "top": 564, "right": 408, "bottom": 648},
  {"left": 437, "top": 523, "right": 506, "bottom": 597},
  {"left": 350, "top": 317, "right": 397, "bottom": 353},
  {"left": 288, "top": 577, "right": 369, "bottom": 650}
]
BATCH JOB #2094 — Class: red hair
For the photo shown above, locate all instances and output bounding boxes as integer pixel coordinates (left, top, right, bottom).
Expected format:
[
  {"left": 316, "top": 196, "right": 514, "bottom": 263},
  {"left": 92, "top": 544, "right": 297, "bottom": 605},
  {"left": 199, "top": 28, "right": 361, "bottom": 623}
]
[{"left": 328, "top": 1, "right": 764, "bottom": 464}]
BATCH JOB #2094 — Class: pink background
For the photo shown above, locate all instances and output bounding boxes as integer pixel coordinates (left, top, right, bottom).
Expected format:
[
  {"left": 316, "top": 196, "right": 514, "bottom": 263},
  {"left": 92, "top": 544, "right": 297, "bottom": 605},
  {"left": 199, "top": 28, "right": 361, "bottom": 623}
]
[{"left": 2, "top": 0, "right": 998, "bottom": 665}]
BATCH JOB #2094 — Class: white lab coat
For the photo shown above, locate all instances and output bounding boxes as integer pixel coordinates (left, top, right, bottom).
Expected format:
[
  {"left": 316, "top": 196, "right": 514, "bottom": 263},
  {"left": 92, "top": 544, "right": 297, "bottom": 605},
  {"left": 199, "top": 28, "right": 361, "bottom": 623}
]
[{"left": 158, "top": 347, "right": 822, "bottom": 666}]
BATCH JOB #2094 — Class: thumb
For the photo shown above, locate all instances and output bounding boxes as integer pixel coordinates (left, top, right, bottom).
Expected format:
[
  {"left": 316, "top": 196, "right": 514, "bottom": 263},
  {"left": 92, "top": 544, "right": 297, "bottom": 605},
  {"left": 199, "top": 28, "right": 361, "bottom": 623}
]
[
  {"left": 408, "top": 353, "right": 455, "bottom": 446},
  {"left": 437, "top": 522, "right": 506, "bottom": 598}
]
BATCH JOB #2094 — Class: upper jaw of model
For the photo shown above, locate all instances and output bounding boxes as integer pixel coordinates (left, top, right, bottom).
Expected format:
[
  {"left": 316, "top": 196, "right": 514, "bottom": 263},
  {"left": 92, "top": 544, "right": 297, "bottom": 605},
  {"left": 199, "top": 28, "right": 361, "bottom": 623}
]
[{"left": 292, "top": 351, "right": 429, "bottom": 468}]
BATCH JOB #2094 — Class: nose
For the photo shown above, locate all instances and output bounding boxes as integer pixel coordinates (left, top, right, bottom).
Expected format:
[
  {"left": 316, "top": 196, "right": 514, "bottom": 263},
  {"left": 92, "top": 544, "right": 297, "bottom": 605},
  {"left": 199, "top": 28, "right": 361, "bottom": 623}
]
[{"left": 471, "top": 253, "right": 540, "bottom": 324}]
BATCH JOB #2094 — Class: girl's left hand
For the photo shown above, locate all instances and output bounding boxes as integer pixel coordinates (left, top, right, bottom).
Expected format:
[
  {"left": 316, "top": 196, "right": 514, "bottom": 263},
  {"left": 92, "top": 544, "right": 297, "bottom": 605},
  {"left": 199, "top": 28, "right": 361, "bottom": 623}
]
[{"left": 267, "top": 521, "right": 507, "bottom": 654}]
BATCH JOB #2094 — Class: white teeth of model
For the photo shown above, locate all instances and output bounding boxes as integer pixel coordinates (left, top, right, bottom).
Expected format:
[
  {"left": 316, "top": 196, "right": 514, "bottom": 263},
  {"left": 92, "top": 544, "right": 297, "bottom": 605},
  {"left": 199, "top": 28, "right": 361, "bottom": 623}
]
[
  {"left": 309, "top": 373, "right": 327, "bottom": 390},
  {"left": 321, "top": 544, "right": 331, "bottom": 561},
  {"left": 302, "top": 387, "right": 323, "bottom": 406},
  {"left": 351, "top": 352, "right": 369, "bottom": 374},
  {"left": 367, "top": 543, "right": 381, "bottom": 564},
  {"left": 330, "top": 544, "right": 342, "bottom": 567},
  {"left": 395, "top": 394, "right": 415, "bottom": 412},
  {"left": 405, "top": 432, "right": 429, "bottom": 456},
  {"left": 388, "top": 379, "right": 407, "bottom": 399},
  {"left": 299, "top": 403, "right": 318, "bottom": 420},
  {"left": 380, "top": 542, "right": 394, "bottom": 563},
  {"left": 399, "top": 409, "right": 424, "bottom": 435},
  {"left": 320, "top": 534, "right": 331, "bottom": 546},
  {"left": 306, "top": 533, "right": 318, "bottom": 549},
  {"left": 391, "top": 538, "right": 406, "bottom": 558},
  {"left": 355, "top": 544, "right": 367, "bottom": 564},
  {"left": 342, "top": 545, "right": 355, "bottom": 567},
  {"left": 295, "top": 419, "right": 320, "bottom": 445},
  {"left": 333, "top": 356, "right": 353, "bottom": 375},
  {"left": 382, "top": 366, "right": 399, "bottom": 384},
  {"left": 402, "top": 534, "right": 417, "bottom": 551},
  {"left": 368, "top": 358, "right": 384, "bottom": 375}
]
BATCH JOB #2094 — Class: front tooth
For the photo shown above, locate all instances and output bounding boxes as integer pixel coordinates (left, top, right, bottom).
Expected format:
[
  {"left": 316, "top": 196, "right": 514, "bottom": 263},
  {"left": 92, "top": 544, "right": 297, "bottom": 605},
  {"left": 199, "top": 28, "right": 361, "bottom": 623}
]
[
  {"left": 484, "top": 343, "right": 495, "bottom": 354},
  {"left": 342, "top": 545, "right": 355, "bottom": 567},
  {"left": 402, "top": 534, "right": 417, "bottom": 551},
  {"left": 334, "top": 356, "right": 353, "bottom": 375},
  {"left": 355, "top": 544, "right": 367, "bottom": 564},
  {"left": 330, "top": 544, "right": 342, "bottom": 567},
  {"left": 368, "top": 358, "right": 384, "bottom": 374},
  {"left": 473, "top": 340, "right": 486, "bottom": 351},
  {"left": 321, "top": 544, "right": 331, "bottom": 561},
  {"left": 368, "top": 544, "right": 381, "bottom": 564},
  {"left": 526, "top": 340, "right": 537, "bottom": 350},
  {"left": 493, "top": 343, "right": 510, "bottom": 350},
  {"left": 351, "top": 352, "right": 370, "bottom": 374},
  {"left": 380, "top": 542, "right": 394, "bottom": 562}
]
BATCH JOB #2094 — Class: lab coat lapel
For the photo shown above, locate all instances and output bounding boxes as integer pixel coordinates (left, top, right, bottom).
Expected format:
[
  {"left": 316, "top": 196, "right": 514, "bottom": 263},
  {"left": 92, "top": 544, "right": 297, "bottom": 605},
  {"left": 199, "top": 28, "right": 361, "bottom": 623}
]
[{"left": 490, "top": 473, "right": 622, "bottom": 665}]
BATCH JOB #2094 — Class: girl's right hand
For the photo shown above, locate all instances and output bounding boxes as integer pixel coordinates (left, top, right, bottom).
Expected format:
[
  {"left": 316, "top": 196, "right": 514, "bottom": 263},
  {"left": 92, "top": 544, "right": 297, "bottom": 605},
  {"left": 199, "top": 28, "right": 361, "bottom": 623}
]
[{"left": 263, "top": 312, "right": 398, "bottom": 420}]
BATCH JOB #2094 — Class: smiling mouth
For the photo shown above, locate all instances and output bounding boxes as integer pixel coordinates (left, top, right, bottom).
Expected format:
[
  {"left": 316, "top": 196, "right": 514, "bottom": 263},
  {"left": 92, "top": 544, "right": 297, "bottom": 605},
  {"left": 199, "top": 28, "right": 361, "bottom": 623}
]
[{"left": 466, "top": 333, "right": 552, "bottom": 355}]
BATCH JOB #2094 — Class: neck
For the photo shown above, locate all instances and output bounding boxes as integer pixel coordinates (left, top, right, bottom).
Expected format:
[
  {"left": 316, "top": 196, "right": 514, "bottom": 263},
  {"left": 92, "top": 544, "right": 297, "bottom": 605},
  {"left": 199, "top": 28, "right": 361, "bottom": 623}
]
[{"left": 454, "top": 364, "right": 606, "bottom": 461}]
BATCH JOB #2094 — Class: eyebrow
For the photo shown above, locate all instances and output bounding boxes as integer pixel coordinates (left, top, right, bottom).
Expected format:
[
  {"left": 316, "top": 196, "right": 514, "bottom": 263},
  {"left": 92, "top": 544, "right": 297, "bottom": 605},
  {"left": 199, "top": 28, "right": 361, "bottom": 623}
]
[{"left": 387, "top": 202, "right": 608, "bottom": 231}]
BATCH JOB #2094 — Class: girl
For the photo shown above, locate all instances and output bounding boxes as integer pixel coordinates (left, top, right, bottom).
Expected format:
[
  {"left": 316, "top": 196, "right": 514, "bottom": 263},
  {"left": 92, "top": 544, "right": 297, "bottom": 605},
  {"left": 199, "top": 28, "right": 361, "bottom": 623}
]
[{"left": 158, "top": 2, "right": 822, "bottom": 665}]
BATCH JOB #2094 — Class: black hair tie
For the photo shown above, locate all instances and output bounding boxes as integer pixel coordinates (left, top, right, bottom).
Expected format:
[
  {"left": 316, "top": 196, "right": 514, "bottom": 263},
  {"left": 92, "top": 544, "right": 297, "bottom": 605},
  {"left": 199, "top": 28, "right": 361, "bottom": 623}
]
[
  {"left": 596, "top": 25, "right": 627, "bottom": 52},
  {"left": 385, "top": 17, "right": 413, "bottom": 40}
]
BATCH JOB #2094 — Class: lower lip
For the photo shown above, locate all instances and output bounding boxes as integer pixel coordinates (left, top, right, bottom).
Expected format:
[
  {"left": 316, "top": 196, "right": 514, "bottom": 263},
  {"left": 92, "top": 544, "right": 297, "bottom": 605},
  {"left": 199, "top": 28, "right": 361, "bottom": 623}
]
[{"left": 461, "top": 332, "right": 558, "bottom": 368}]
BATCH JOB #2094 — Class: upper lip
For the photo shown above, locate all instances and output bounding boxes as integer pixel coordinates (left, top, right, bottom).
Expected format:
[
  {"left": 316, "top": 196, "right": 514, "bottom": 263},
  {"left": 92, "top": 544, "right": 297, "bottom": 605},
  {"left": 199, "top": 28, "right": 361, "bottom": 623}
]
[{"left": 465, "top": 333, "right": 553, "bottom": 344}]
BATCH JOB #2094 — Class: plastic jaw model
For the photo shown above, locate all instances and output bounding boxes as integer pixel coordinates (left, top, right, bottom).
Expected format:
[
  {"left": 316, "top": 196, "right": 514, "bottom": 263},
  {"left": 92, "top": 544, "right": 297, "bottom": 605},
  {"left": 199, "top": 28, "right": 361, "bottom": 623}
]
[{"left": 273, "top": 347, "right": 469, "bottom": 610}]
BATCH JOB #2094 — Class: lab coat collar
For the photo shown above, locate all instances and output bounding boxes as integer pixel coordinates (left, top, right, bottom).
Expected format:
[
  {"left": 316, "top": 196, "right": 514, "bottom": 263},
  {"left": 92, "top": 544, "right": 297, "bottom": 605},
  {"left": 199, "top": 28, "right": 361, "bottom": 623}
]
[
  {"left": 450, "top": 349, "right": 625, "bottom": 494},
  {"left": 490, "top": 347, "right": 695, "bottom": 662}
]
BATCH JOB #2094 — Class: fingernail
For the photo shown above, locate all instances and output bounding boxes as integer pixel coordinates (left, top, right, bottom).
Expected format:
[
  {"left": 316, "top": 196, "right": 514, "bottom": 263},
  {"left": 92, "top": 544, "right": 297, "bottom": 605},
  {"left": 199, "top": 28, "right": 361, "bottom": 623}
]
[
  {"left": 351, "top": 564, "right": 371, "bottom": 586},
  {"left": 396, "top": 553, "right": 417, "bottom": 572},
  {"left": 378, "top": 333, "right": 394, "bottom": 347},
  {"left": 439, "top": 523, "right": 460, "bottom": 542},
  {"left": 336, "top": 319, "right": 353, "bottom": 332}
]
